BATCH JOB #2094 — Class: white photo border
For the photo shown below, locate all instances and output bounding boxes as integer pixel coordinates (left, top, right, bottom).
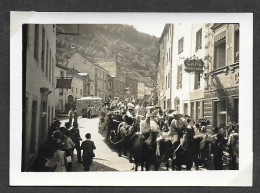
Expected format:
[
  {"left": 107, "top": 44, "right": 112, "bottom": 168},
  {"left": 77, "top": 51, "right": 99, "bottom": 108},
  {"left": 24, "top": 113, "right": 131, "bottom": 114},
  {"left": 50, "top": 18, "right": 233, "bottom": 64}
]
[{"left": 10, "top": 12, "right": 253, "bottom": 186}]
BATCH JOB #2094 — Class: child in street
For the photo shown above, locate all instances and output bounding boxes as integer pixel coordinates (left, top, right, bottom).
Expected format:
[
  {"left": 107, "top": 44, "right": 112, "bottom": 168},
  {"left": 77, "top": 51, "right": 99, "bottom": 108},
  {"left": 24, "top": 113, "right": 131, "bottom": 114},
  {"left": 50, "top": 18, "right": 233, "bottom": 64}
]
[{"left": 81, "top": 133, "right": 96, "bottom": 171}]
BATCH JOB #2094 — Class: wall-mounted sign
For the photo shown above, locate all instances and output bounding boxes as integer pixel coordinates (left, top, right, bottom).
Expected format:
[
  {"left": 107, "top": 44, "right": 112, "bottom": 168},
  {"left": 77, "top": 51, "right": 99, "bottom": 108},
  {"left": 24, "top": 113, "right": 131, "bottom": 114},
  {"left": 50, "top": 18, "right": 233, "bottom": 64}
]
[
  {"left": 184, "top": 58, "right": 204, "bottom": 73},
  {"left": 56, "top": 77, "right": 73, "bottom": 89}
]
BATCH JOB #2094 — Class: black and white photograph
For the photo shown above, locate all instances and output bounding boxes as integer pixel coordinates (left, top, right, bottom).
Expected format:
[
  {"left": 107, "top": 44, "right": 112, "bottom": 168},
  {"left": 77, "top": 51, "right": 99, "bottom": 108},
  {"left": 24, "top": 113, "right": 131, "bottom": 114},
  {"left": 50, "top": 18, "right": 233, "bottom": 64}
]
[{"left": 10, "top": 12, "right": 253, "bottom": 186}]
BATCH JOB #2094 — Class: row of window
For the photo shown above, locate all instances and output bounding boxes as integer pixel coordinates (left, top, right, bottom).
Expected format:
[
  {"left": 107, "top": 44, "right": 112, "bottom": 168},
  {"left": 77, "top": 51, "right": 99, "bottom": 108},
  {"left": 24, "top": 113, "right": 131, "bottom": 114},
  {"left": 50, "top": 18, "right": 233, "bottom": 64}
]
[
  {"left": 32, "top": 24, "right": 54, "bottom": 86},
  {"left": 97, "top": 81, "right": 106, "bottom": 90},
  {"left": 97, "top": 69, "right": 106, "bottom": 80},
  {"left": 178, "top": 28, "right": 202, "bottom": 54},
  {"left": 162, "top": 65, "right": 201, "bottom": 91},
  {"left": 71, "top": 87, "right": 83, "bottom": 96},
  {"left": 161, "top": 27, "right": 239, "bottom": 92}
]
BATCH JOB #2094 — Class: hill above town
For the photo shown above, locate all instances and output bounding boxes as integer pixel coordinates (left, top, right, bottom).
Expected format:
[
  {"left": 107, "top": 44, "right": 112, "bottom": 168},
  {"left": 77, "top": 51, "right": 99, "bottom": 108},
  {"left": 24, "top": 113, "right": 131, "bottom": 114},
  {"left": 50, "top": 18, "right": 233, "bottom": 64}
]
[{"left": 56, "top": 24, "right": 159, "bottom": 84}]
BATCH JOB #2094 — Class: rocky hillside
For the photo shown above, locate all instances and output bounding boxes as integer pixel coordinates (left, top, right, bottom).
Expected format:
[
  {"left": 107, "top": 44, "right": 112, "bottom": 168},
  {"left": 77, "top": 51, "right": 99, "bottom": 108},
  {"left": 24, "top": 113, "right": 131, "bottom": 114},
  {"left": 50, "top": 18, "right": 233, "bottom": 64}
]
[{"left": 56, "top": 24, "right": 159, "bottom": 83}]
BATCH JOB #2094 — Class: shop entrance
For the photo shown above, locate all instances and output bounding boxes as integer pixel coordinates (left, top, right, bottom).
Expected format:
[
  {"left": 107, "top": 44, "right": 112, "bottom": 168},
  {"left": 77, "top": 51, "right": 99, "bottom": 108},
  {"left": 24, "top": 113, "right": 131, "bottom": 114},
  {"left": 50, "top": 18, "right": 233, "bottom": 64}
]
[{"left": 213, "top": 99, "right": 227, "bottom": 128}]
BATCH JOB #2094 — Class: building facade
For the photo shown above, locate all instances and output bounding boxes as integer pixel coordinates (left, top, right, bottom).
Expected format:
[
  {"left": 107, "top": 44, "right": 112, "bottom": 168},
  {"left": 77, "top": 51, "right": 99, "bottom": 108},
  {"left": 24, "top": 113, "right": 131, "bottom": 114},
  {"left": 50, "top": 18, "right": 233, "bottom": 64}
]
[
  {"left": 54, "top": 64, "right": 69, "bottom": 114},
  {"left": 23, "top": 24, "right": 56, "bottom": 171},
  {"left": 171, "top": 23, "right": 192, "bottom": 113},
  {"left": 94, "top": 58, "right": 126, "bottom": 101},
  {"left": 137, "top": 82, "right": 145, "bottom": 99},
  {"left": 157, "top": 23, "right": 239, "bottom": 129},
  {"left": 61, "top": 52, "right": 109, "bottom": 101},
  {"left": 158, "top": 24, "right": 174, "bottom": 110},
  {"left": 95, "top": 65, "right": 109, "bottom": 102},
  {"left": 184, "top": 24, "right": 207, "bottom": 121},
  {"left": 126, "top": 77, "right": 138, "bottom": 101},
  {"left": 66, "top": 69, "right": 84, "bottom": 104},
  {"left": 203, "top": 23, "right": 239, "bottom": 128}
]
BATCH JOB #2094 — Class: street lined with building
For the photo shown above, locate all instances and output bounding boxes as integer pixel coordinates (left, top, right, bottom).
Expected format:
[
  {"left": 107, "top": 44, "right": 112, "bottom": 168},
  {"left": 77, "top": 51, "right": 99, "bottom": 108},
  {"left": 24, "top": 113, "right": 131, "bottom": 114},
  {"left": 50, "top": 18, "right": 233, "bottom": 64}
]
[{"left": 22, "top": 23, "right": 239, "bottom": 172}]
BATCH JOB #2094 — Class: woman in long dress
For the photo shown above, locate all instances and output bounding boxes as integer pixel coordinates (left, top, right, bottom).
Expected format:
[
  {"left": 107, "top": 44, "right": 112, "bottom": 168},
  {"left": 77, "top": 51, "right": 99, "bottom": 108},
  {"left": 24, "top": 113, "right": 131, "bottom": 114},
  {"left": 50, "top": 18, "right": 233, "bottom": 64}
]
[{"left": 53, "top": 142, "right": 67, "bottom": 172}]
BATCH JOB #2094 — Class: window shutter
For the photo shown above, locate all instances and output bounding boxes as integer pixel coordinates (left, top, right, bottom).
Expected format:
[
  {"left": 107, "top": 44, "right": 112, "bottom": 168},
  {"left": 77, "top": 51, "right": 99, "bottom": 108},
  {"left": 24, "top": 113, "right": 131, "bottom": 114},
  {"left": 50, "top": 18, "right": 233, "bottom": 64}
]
[{"left": 227, "top": 25, "right": 234, "bottom": 65}]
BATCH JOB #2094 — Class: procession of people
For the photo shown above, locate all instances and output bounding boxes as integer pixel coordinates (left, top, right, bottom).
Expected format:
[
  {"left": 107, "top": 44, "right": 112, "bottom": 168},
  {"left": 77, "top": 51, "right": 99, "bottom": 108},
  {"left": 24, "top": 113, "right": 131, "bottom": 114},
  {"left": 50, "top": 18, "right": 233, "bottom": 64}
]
[
  {"left": 32, "top": 100, "right": 238, "bottom": 172},
  {"left": 99, "top": 101, "right": 239, "bottom": 171}
]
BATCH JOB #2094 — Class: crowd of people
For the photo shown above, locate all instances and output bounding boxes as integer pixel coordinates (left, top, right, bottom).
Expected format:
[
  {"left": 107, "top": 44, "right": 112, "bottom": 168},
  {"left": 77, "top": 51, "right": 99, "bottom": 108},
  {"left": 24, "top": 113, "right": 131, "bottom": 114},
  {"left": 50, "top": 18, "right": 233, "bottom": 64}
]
[
  {"left": 99, "top": 101, "right": 239, "bottom": 170},
  {"left": 32, "top": 111, "right": 96, "bottom": 172},
  {"left": 31, "top": 100, "right": 239, "bottom": 172}
]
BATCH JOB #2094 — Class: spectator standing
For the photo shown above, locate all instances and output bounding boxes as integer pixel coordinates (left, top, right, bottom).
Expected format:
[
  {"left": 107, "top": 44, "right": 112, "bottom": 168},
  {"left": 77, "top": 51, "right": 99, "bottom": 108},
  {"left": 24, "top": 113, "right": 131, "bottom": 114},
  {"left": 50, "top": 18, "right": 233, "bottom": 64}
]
[
  {"left": 32, "top": 145, "right": 57, "bottom": 172},
  {"left": 213, "top": 128, "right": 227, "bottom": 170},
  {"left": 74, "top": 108, "right": 79, "bottom": 123},
  {"left": 70, "top": 122, "right": 82, "bottom": 163},
  {"left": 53, "top": 142, "right": 67, "bottom": 172},
  {"left": 63, "top": 130, "right": 75, "bottom": 171},
  {"left": 81, "top": 133, "right": 96, "bottom": 171},
  {"left": 68, "top": 108, "right": 74, "bottom": 126}
]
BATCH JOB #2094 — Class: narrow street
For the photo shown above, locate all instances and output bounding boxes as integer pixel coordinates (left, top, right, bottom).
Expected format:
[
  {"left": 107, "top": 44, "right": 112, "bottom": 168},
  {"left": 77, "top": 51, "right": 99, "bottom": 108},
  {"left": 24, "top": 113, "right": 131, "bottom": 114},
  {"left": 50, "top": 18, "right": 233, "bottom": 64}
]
[
  {"left": 60, "top": 117, "right": 134, "bottom": 171},
  {"left": 60, "top": 116, "right": 209, "bottom": 172}
]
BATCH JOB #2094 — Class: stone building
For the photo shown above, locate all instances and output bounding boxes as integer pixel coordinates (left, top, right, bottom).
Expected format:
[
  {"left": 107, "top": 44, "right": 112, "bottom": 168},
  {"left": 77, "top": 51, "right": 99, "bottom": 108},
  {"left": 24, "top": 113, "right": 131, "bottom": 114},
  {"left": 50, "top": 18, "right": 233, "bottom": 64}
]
[
  {"left": 94, "top": 58, "right": 126, "bottom": 101},
  {"left": 60, "top": 52, "right": 109, "bottom": 102},
  {"left": 95, "top": 65, "right": 109, "bottom": 101},
  {"left": 22, "top": 24, "right": 56, "bottom": 171},
  {"left": 203, "top": 23, "right": 239, "bottom": 128}
]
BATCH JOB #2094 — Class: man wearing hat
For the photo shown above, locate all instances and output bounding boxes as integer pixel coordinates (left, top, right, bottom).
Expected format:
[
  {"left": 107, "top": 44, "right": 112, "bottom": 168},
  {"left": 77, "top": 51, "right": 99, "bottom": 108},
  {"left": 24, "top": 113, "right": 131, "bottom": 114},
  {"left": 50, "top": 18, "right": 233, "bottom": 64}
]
[
  {"left": 125, "top": 103, "right": 135, "bottom": 125},
  {"left": 169, "top": 111, "right": 189, "bottom": 139},
  {"left": 140, "top": 113, "right": 151, "bottom": 139},
  {"left": 48, "top": 119, "right": 61, "bottom": 139},
  {"left": 70, "top": 122, "right": 82, "bottom": 163}
]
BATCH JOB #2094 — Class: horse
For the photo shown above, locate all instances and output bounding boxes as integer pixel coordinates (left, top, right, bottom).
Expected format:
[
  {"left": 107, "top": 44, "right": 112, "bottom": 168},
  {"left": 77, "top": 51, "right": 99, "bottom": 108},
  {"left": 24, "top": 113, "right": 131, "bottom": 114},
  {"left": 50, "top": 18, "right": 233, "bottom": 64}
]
[
  {"left": 143, "top": 131, "right": 161, "bottom": 171},
  {"left": 157, "top": 138, "right": 174, "bottom": 171},
  {"left": 115, "top": 118, "right": 140, "bottom": 162},
  {"left": 172, "top": 128, "right": 194, "bottom": 170},
  {"left": 131, "top": 133, "right": 145, "bottom": 171},
  {"left": 131, "top": 131, "right": 161, "bottom": 171},
  {"left": 104, "top": 113, "right": 122, "bottom": 141},
  {"left": 192, "top": 132, "right": 214, "bottom": 169}
]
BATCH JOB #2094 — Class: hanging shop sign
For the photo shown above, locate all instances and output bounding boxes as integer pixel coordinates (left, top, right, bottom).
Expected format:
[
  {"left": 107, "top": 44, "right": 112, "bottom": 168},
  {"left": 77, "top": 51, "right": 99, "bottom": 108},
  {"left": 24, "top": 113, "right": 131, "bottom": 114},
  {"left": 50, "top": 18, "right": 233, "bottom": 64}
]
[
  {"left": 56, "top": 77, "right": 73, "bottom": 89},
  {"left": 184, "top": 58, "right": 204, "bottom": 73}
]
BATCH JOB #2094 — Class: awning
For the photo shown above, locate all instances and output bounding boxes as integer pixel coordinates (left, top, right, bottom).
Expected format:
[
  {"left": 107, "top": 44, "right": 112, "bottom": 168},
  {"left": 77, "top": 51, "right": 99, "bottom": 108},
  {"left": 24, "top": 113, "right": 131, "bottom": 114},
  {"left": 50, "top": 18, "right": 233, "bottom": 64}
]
[{"left": 214, "top": 31, "right": 226, "bottom": 43}]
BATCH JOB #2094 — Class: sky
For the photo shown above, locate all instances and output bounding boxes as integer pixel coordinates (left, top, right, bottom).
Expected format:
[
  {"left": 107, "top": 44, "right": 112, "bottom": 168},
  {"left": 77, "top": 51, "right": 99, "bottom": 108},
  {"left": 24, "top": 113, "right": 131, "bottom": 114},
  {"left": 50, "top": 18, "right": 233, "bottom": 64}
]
[{"left": 133, "top": 23, "right": 166, "bottom": 38}]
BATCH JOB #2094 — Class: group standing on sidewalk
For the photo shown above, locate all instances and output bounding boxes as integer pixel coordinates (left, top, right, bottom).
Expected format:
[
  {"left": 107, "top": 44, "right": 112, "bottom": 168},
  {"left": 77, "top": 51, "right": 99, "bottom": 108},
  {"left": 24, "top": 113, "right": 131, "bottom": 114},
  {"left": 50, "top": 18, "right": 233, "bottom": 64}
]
[{"left": 32, "top": 115, "right": 96, "bottom": 172}]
